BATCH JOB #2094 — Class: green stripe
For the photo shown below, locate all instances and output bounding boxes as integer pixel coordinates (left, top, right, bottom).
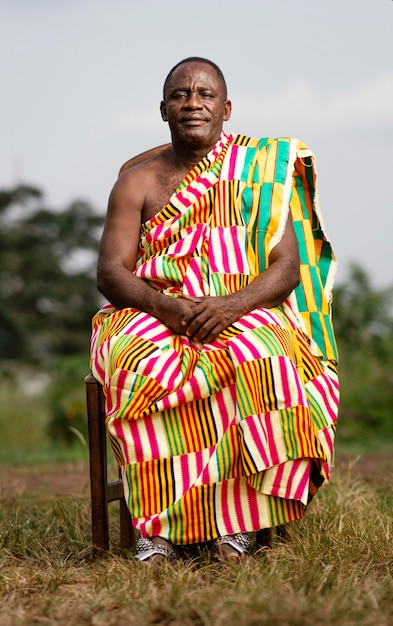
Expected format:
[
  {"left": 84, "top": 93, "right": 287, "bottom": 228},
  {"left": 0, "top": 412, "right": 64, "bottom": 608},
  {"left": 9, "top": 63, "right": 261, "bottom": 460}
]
[
  {"left": 293, "top": 221, "right": 308, "bottom": 264},
  {"left": 294, "top": 174, "right": 309, "bottom": 219},
  {"left": 240, "top": 146, "right": 257, "bottom": 182},
  {"left": 275, "top": 140, "right": 290, "bottom": 184},
  {"left": 236, "top": 371, "right": 255, "bottom": 420},
  {"left": 281, "top": 408, "right": 299, "bottom": 458}
]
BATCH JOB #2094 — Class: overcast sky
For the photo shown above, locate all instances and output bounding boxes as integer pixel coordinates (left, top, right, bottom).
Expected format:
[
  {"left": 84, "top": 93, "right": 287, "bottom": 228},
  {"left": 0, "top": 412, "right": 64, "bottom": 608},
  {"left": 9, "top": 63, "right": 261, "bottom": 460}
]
[{"left": 1, "top": 0, "right": 392, "bottom": 287}]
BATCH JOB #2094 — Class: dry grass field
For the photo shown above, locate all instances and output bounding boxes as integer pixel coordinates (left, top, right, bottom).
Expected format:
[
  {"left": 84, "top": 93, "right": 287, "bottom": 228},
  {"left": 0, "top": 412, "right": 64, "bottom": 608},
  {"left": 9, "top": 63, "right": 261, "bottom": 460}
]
[{"left": 1, "top": 454, "right": 392, "bottom": 626}]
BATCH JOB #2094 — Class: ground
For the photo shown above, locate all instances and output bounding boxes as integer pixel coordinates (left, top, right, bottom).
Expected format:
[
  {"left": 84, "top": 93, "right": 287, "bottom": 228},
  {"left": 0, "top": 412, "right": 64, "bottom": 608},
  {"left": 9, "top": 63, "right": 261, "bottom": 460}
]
[{"left": 1, "top": 453, "right": 392, "bottom": 499}]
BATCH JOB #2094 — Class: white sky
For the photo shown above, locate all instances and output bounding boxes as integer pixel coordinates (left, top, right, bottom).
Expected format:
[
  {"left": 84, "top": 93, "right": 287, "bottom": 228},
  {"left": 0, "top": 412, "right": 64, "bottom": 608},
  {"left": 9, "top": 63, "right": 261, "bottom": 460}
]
[{"left": 1, "top": 0, "right": 392, "bottom": 287}]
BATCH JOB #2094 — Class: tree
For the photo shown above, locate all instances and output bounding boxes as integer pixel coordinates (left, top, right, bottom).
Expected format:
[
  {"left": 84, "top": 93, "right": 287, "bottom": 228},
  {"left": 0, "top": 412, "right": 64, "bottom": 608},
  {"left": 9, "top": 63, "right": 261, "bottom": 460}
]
[
  {"left": 332, "top": 264, "right": 393, "bottom": 446},
  {"left": 333, "top": 263, "right": 393, "bottom": 359},
  {"left": 0, "top": 184, "right": 105, "bottom": 370}
]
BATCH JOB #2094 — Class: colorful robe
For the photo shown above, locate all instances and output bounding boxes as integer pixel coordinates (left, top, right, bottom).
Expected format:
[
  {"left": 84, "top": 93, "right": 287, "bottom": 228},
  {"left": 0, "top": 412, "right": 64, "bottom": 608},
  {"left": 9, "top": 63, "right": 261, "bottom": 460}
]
[{"left": 90, "top": 131, "right": 339, "bottom": 544}]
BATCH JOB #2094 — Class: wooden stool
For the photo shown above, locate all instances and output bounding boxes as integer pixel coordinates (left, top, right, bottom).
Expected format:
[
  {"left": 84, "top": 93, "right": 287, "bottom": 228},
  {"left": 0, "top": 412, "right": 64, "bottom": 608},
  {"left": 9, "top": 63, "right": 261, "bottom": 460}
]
[{"left": 85, "top": 373, "right": 134, "bottom": 557}]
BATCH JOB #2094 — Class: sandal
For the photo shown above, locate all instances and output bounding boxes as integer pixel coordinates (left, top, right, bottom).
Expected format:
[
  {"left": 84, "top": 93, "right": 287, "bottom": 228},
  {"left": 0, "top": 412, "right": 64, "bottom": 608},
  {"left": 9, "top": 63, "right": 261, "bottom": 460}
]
[
  {"left": 212, "top": 533, "right": 251, "bottom": 563},
  {"left": 135, "top": 536, "right": 180, "bottom": 564}
]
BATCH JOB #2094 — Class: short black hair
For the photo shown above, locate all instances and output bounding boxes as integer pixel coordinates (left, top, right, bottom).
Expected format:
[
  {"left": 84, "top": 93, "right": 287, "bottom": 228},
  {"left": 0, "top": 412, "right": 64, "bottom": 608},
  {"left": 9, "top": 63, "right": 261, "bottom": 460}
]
[{"left": 163, "top": 57, "right": 228, "bottom": 100}]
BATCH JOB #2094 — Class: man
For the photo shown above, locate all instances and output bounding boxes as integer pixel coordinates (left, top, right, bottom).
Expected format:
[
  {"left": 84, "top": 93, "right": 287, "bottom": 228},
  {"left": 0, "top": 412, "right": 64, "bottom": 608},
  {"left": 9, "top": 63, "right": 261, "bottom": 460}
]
[{"left": 91, "top": 57, "right": 339, "bottom": 563}]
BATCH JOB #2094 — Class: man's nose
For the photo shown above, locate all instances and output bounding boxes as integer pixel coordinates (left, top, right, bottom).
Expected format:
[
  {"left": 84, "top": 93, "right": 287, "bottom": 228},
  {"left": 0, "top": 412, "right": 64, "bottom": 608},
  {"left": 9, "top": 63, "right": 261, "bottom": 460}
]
[{"left": 186, "top": 92, "right": 203, "bottom": 108}]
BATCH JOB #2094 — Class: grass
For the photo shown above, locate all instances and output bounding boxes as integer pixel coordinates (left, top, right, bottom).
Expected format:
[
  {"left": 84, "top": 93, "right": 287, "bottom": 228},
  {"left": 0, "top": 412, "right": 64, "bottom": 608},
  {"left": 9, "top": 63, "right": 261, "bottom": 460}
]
[
  {"left": 1, "top": 467, "right": 393, "bottom": 626},
  {"left": 0, "top": 379, "right": 87, "bottom": 465},
  {"left": 2, "top": 375, "right": 393, "bottom": 624}
]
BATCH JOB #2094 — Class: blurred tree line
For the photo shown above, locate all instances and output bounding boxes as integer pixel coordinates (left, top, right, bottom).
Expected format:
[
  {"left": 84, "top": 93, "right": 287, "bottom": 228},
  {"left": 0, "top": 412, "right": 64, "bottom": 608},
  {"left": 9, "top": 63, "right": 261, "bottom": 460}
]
[
  {"left": 0, "top": 184, "right": 104, "bottom": 443},
  {"left": 332, "top": 264, "right": 393, "bottom": 448},
  {"left": 1, "top": 183, "right": 392, "bottom": 448}
]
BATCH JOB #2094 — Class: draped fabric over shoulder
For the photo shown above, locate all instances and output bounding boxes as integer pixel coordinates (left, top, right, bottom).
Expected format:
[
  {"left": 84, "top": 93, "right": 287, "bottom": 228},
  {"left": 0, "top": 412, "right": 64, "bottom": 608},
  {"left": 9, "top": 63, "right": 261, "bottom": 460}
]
[{"left": 90, "top": 132, "right": 339, "bottom": 544}]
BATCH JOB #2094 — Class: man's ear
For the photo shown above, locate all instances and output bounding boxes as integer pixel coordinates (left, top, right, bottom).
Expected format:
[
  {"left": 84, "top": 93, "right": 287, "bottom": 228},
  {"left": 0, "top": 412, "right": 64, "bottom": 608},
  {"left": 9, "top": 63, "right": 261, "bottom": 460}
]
[
  {"left": 223, "top": 100, "right": 232, "bottom": 122},
  {"left": 160, "top": 100, "right": 168, "bottom": 122}
]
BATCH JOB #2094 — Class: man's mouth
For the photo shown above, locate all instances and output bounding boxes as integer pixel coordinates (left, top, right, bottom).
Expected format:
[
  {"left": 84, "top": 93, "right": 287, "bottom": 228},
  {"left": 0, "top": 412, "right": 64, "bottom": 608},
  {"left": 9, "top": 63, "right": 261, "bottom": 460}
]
[{"left": 182, "top": 117, "right": 206, "bottom": 125}]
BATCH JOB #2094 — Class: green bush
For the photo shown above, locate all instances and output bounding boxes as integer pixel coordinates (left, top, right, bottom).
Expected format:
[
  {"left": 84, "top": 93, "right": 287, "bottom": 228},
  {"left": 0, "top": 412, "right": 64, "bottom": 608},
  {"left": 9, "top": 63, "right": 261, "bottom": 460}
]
[{"left": 46, "top": 354, "right": 90, "bottom": 445}]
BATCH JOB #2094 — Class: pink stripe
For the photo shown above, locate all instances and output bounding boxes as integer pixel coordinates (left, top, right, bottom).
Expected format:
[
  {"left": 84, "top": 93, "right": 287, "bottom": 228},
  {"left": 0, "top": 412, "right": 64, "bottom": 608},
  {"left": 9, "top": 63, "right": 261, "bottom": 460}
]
[
  {"left": 283, "top": 462, "right": 296, "bottom": 499},
  {"left": 162, "top": 387, "right": 185, "bottom": 411},
  {"left": 197, "top": 174, "right": 211, "bottom": 189},
  {"left": 230, "top": 334, "right": 262, "bottom": 363},
  {"left": 313, "top": 378, "right": 338, "bottom": 421},
  {"left": 292, "top": 463, "right": 311, "bottom": 500},
  {"left": 176, "top": 191, "right": 192, "bottom": 207},
  {"left": 107, "top": 369, "right": 128, "bottom": 415},
  {"left": 216, "top": 389, "right": 233, "bottom": 430},
  {"left": 218, "top": 229, "right": 230, "bottom": 273},
  {"left": 144, "top": 415, "right": 160, "bottom": 459},
  {"left": 249, "top": 309, "right": 280, "bottom": 326},
  {"left": 271, "top": 463, "right": 285, "bottom": 496},
  {"left": 152, "top": 222, "right": 165, "bottom": 240},
  {"left": 321, "top": 371, "right": 340, "bottom": 407},
  {"left": 324, "top": 428, "right": 334, "bottom": 454},
  {"left": 265, "top": 413, "right": 281, "bottom": 465},
  {"left": 127, "top": 421, "right": 144, "bottom": 463},
  {"left": 141, "top": 355, "right": 160, "bottom": 377},
  {"left": 93, "top": 346, "right": 105, "bottom": 381},
  {"left": 113, "top": 419, "right": 130, "bottom": 464},
  {"left": 246, "top": 480, "right": 261, "bottom": 529},
  {"left": 281, "top": 357, "right": 306, "bottom": 407},
  {"left": 183, "top": 259, "right": 203, "bottom": 296},
  {"left": 195, "top": 449, "right": 204, "bottom": 479},
  {"left": 129, "top": 314, "right": 172, "bottom": 343},
  {"left": 232, "top": 477, "right": 247, "bottom": 530},
  {"left": 228, "top": 341, "right": 245, "bottom": 366},
  {"left": 235, "top": 317, "right": 256, "bottom": 330},
  {"left": 149, "top": 515, "right": 162, "bottom": 538},
  {"left": 165, "top": 356, "right": 182, "bottom": 390},
  {"left": 246, "top": 417, "right": 270, "bottom": 468},
  {"left": 155, "top": 350, "right": 180, "bottom": 389},
  {"left": 189, "top": 374, "right": 203, "bottom": 401},
  {"left": 148, "top": 328, "right": 173, "bottom": 343},
  {"left": 227, "top": 145, "right": 238, "bottom": 180},
  {"left": 230, "top": 227, "right": 245, "bottom": 274},
  {"left": 180, "top": 454, "right": 190, "bottom": 492},
  {"left": 171, "top": 225, "right": 201, "bottom": 256},
  {"left": 278, "top": 355, "right": 292, "bottom": 407},
  {"left": 220, "top": 479, "right": 235, "bottom": 535}
]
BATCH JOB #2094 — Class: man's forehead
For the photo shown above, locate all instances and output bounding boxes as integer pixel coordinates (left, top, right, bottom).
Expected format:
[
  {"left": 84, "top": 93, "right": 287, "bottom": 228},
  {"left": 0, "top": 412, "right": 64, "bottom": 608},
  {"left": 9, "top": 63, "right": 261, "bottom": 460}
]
[{"left": 166, "top": 62, "right": 222, "bottom": 89}]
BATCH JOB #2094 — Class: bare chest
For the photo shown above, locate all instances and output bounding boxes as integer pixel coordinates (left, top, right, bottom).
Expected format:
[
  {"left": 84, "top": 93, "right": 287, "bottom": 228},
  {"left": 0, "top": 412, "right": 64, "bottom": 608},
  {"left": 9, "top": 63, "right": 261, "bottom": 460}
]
[{"left": 142, "top": 168, "right": 190, "bottom": 223}]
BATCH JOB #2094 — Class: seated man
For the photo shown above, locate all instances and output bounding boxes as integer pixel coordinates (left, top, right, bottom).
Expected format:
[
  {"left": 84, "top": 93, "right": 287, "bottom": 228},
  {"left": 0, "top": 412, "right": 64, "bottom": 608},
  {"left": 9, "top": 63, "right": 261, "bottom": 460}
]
[{"left": 90, "top": 57, "right": 339, "bottom": 563}]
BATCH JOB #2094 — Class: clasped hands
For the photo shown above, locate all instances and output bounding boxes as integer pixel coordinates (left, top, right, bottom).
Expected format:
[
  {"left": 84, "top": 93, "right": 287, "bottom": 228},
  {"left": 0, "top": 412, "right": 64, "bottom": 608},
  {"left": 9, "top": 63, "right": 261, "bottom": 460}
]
[{"left": 166, "top": 294, "right": 240, "bottom": 344}]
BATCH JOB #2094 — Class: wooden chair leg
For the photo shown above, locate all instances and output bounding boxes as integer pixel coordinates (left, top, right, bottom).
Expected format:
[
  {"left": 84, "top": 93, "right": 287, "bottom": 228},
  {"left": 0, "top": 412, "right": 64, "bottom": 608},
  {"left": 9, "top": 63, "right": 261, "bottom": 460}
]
[
  {"left": 85, "top": 373, "right": 110, "bottom": 557},
  {"left": 86, "top": 373, "right": 135, "bottom": 556},
  {"left": 256, "top": 527, "right": 272, "bottom": 548},
  {"left": 117, "top": 464, "right": 134, "bottom": 550},
  {"left": 119, "top": 498, "right": 134, "bottom": 550}
]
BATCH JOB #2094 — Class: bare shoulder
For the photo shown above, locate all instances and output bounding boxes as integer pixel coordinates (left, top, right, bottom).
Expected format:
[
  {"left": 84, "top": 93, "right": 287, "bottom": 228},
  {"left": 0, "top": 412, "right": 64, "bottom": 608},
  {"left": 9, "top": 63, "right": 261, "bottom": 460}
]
[
  {"left": 114, "top": 150, "right": 171, "bottom": 194},
  {"left": 118, "top": 143, "right": 171, "bottom": 176}
]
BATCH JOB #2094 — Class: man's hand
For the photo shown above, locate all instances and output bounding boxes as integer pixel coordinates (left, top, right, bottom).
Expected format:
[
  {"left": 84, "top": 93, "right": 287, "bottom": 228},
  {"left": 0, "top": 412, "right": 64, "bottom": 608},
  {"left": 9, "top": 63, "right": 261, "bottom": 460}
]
[
  {"left": 158, "top": 296, "right": 202, "bottom": 336},
  {"left": 180, "top": 295, "right": 239, "bottom": 343}
]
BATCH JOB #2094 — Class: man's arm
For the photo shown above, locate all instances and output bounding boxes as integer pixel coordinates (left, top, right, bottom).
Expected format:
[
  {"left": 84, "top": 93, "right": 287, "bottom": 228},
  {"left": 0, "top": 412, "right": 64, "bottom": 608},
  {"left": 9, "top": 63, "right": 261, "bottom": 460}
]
[
  {"left": 181, "top": 214, "right": 300, "bottom": 342},
  {"left": 96, "top": 166, "right": 199, "bottom": 332}
]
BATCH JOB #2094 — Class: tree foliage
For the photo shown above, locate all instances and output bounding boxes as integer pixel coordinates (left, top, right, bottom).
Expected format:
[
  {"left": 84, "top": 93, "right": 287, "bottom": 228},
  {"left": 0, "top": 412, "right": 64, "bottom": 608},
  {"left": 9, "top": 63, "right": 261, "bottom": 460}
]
[
  {"left": 333, "top": 263, "right": 393, "bottom": 360},
  {"left": 0, "top": 184, "right": 104, "bottom": 370},
  {"left": 332, "top": 264, "right": 393, "bottom": 447}
]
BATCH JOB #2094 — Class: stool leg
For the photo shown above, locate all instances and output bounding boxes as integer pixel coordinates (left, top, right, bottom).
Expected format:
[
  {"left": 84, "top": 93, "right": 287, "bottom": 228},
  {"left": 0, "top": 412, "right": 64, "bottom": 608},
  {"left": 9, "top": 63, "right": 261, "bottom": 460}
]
[
  {"left": 86, "top": 375, "right": 109, "bottom": 557},
  {"left": 119, "top": 498, "right": 135, "bottom": 550}
]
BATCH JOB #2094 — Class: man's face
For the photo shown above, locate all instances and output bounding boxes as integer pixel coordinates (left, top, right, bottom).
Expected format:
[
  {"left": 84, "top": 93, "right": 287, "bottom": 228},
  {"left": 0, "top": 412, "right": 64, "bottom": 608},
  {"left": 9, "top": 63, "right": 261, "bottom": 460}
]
[{"left": 160, "top": 61, "right": 232, "bottom": 150}]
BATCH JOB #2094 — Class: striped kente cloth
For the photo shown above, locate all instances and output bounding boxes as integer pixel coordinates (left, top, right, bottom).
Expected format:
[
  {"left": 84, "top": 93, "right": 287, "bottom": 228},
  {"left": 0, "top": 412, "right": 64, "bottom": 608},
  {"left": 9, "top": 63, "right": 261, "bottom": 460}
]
[{"left": 90, "top": 131, "right": 339, "bottom": 544}]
